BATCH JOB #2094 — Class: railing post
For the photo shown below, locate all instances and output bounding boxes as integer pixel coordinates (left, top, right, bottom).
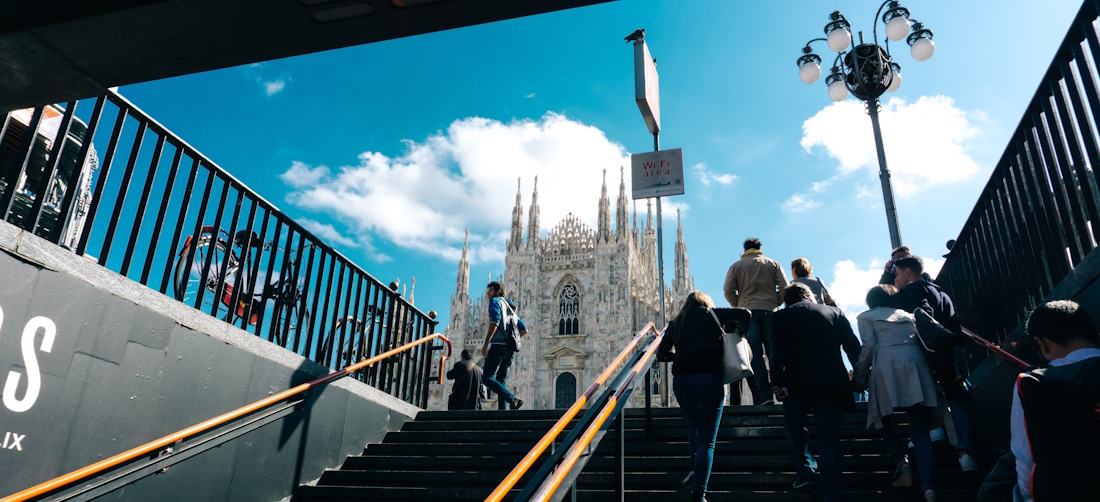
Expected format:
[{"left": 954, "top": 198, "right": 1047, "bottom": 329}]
[
  {"left": 615, "top": 407, "right": 625, "bottom": 502},
  {"left": 644, "top": 369, "right": 652, "bottom": 439}
]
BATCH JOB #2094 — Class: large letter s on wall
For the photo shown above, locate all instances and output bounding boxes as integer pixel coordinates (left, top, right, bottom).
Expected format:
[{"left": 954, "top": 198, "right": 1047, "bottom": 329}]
[{"left": 3, "top": 316, "right": 57, "bottom": 413}]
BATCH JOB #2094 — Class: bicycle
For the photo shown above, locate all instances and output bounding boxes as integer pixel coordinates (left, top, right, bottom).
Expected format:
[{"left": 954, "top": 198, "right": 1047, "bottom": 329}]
[{"left": 172, "top": 226, "right": 311, "bottom": 347}]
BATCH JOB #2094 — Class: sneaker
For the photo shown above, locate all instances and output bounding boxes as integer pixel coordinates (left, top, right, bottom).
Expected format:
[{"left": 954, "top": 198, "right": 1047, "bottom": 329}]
[
  {"left": 681, "top": 471, "right": 694, "bottom": 487},
  {"left": 510, "top": 397, "right": 524, "bottom": 410},
  {"left": 959, "top": 453, "right": 978, "bottom": 472},
  {"left": 792, "top": 475, "right": 817, "bottom": 490},
  {"left": 924, "top": 489, "right": 937, "bottom": 502},
  {"left": 760, "top": 398, "right": 777, "bottom": 406},
  {"left": 891, "top": 460, "right": 914, "bottom": 488}
]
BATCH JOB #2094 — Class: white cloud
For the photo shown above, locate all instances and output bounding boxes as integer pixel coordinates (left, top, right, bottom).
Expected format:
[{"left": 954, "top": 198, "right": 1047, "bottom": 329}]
[
  {"left": 829, "top": 259, "right": 885, "bottom": 317},
  {"left": 923, "top": 256, "right": 946, "bottom": 279},
  {"left": 828, "top": 255, "right": 947, "bottom": 318},
  {"left": 800, "top": 95, "right": 980, "bottom": 198},
  {"left": 264, "top": 79, "right": 286, "bottom": 96},
  {"left": 781, "top": 193, "right": 820, "bottom": 213},
  {"left": 297, "top": 218, "right": 391, "bottom": 263},
  {"left": 281, "top": 112, "right": 631, "bottom": 264},
  {"left": 693, "top": 162, "right": 739, "bottom": 187},
  {"left": 525, "top": 93, "right": 536, "bottom": 98},
  {"left": 810, "top": 179, "right": 834, "bottom": 193},
  {"left": 298, "top": 218, "right": 359, "bottom": 248},
  {"left": 280, "top": 161, "right": 329, "bottom": 188}
]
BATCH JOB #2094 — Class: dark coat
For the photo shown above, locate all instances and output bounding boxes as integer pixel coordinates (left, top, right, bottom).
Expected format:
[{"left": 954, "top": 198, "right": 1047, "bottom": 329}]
[
  {"left": 657, "top": 306, "right": 750, "bottom": 377},
  {"left": 447, "top": 359, "right": 484, "bottom": 410},
  {"left": 899, "top": 279, "right": 960, "bottom": 335},
  {"left": 771, "top": 300, "right": 861, "bottom": 398}
]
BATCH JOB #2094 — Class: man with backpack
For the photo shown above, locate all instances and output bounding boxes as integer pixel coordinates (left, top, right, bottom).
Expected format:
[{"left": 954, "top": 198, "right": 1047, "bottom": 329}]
[
  {"left": 1011, "top": 300, "right": 1100, "bottom": 501},
  {"left": 893, "top": 256, "right": 977, "bottom": 472},
  {"left": 480, "top": 281, "right": 528, "bottom": 410}
]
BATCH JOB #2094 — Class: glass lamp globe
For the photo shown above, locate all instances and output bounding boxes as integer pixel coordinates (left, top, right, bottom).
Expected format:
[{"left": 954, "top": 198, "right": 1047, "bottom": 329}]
[
  {"left": 827, "top": 28, "right": 852, "bottom": 52},
  {"left": 799, "top": 62, "right": 822, "bottom": 84},
  {"left": 828, "top": 80, "right": 849, "bottom": 102},
  {"left": 886, "top": 69, "right": 902, "bottom": 92},
  {"left": 911, "top": 37, "right": 935, "bottom": 61},
  {"left": 886, "top": 16, "right": 911, "bottom": 41}
]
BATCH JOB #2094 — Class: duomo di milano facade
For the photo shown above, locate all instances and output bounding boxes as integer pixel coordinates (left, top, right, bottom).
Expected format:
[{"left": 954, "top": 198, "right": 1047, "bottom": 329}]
[{"left": 429, "top": 168, "right": 694, "bottom": 410}]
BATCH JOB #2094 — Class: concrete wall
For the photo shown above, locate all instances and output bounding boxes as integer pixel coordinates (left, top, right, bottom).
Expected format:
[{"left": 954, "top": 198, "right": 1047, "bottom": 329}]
[{"left": 0, "top": 221, "right": 420, "bottom": 501}]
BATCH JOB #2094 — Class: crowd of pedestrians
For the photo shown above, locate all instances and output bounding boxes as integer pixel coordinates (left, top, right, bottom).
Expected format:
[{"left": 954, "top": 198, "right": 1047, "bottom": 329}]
[
  {"left": 446, "top": 239, "right": 1100, "bottom": 502},
  {"left": 676, "top": 238, "right": 1100, "bottom": 501}
]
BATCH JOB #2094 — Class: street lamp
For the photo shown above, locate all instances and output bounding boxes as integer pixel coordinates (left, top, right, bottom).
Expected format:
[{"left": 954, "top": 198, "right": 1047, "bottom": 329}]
[{"left": 797, "top": 1, "right": 935, "bottom": 249}]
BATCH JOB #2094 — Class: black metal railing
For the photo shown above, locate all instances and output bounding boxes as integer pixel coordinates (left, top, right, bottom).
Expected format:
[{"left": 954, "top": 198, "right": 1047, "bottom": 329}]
[
  {"left": 937, "top": 0, "right": 1100, "bottom": 359},
  {"left": 0, "top": 91, "right": 439, "bottom": 407}
]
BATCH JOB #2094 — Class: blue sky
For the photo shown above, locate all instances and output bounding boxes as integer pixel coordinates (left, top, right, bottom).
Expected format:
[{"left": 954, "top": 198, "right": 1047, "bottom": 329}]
[{"left": 116, "top": 0, "right": 1084, "bottom": 327}]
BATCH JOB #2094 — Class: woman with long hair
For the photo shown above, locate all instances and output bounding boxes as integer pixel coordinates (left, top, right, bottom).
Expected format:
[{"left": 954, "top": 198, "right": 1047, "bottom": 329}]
[
  {"left": 658, "top": 291, "right": 749, "bottom": 502},
  {"left": 851, "top": 284, "right": 941, "bottom": 502},
  {"left": 790, "top": 257, "right": 836, "bottom": 307}
]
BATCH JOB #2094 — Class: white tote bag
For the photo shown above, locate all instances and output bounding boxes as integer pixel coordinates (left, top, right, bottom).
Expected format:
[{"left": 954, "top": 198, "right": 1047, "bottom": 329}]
[{"left": 708, "top": 308, "right": 753, "bottom": 385}]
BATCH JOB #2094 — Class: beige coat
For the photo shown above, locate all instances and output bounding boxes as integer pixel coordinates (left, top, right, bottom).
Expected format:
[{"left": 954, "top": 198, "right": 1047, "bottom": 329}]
[
  {"left": 852, "top": 307, "right": 940, "bottom": 429},
  {"left": 723, "top": 250, "right": 788, "bottom": 310}
]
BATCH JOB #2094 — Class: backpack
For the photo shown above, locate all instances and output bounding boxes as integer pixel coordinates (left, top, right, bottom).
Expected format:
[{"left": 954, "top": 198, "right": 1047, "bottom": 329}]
[{"left": 499, "top": 298, "right": 522, "bottom": 352}]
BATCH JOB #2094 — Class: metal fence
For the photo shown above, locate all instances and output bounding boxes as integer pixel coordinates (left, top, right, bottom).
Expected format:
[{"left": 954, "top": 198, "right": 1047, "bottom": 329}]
[
  {"left": 937, "top": 0, "right": 1100, "bottom": 350},
  {"left": 0, "top": 91, "right": 440, "bottom": 408}
]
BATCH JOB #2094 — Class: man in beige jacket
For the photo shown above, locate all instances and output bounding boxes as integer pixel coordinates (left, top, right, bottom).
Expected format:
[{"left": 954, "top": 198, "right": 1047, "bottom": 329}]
[{"left": 724, "top": 237, "right": 788, "bottom": 404}]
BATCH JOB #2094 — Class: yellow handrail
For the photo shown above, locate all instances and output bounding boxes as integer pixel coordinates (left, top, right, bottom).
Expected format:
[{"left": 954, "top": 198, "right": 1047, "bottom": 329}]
[
  {"left": 530, "top": 327, "right": 666, "bottom": 502},
  {"left": 2, "top": 333, "right": 452, "bottom": 502},
  {"left": 484, "top": 322, "right": 657, "bottom": 502}
]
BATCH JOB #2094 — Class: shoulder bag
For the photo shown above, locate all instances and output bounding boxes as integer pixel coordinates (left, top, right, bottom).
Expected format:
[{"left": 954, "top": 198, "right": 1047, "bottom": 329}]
[{"left": 708, "top": 308, "right": 753, "bottom": 384}]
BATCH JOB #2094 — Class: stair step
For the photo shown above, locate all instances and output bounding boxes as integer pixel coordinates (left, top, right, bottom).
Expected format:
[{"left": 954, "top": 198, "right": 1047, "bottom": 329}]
[{"left": 295, "top": 402, "right": 987, "bottom": 502}]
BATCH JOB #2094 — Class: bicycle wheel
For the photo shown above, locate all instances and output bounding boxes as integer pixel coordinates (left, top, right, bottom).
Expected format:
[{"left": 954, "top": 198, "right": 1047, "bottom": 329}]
[
  {"left": 172, "top": 233, "right": 238, "bottom": 317},
  {"left": 271, "top": 293, "right": 311, "bottom": 350},
  {"left": 320, "top": 317, "right": 366, "bottom": 367}
]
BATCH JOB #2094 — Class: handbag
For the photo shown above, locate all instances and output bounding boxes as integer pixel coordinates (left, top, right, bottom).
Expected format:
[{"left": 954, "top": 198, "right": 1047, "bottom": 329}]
[
  {"left": 913, "top": 309, "right": 958, "bottom": 354},
  {"left": 913, "top": 309, "right": 971, "bottom": 402},
  {"left": 708, "top": 308, "right": 753, "bottom": 384}
]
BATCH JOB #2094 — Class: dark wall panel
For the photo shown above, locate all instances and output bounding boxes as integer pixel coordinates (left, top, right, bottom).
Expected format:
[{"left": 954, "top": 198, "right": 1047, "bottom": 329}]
[{"left": 0, "top": 242, "right": 418, "bottom": 500}]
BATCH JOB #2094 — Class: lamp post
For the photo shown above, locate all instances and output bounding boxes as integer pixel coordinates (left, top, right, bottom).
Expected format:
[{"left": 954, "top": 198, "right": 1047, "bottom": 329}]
[{"left": 797, "top": 1, "right": 935, "bottom": 249}]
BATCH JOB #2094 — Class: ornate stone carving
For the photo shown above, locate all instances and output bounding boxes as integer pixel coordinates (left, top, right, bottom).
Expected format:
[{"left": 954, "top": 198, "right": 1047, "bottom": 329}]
[{"left": 429, "top": 169, "right": 691, "bottom": 410}]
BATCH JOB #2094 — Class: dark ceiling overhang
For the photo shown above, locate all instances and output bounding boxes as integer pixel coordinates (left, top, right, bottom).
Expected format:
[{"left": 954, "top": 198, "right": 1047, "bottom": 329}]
[{"left": 0, "top": 0, "right": 613, "bottom": 111}]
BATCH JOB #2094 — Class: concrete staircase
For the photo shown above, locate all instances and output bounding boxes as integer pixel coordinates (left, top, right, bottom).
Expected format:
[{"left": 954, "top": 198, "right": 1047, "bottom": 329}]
[{"left": 295, "top": 403, "right": 988, "bottom": 501}]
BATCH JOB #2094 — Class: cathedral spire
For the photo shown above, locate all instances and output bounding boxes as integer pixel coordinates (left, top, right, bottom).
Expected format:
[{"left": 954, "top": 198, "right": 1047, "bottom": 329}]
[
  {"left": 646, "top": 199, "right": 653, "bottom": 231},
  {"left": 409, "top": 276, "right": 416, "bottom": 305},
  {"left": 527, "top": 176, "right": 541, "bottom": 249},
  {"left": 597, "top": 168, "right": 611, "bottom": 244},
  {"left": 455, "top": 229, "right": 470, "bottom": 297},
  {"left": 632, "top": 200, "right": 638, "bottom": 243},
  {"left": 674, "top": 209, "right": 693, "bottom": 296},
  {"left": 615, "top": 166, "right": 629, "bottom": 243},
  {"left": 509, "top": 178, "right": 524, "bottom": 253}
]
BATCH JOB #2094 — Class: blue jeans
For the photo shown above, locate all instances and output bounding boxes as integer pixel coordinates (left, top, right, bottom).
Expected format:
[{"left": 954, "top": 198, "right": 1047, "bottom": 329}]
[
  {"left": 482, "top": 344, "right": 516, "bottom": 409},
  {"left": 783, "top": 391, "right": 846, "bottom": 502},
  {"left": 745, "top": 309, "right": 774, "bottom": 403},
  {"left": 881, "top": 406, "right": 936, "bottom": 492},
  {"left": 948, "top": 346, "right": 972, "bottom": 451},
  {"left": 673, "top": 372, "right": 725, "bottom": 494}
]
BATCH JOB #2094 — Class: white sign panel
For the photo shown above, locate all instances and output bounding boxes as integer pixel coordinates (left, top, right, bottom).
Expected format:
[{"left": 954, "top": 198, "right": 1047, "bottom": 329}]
[
  {"left": 631, "top": 148, "right": 684, "bottom": 199},
  {"left": 634, "top": 41, "right": 660, "bottom": 134}
]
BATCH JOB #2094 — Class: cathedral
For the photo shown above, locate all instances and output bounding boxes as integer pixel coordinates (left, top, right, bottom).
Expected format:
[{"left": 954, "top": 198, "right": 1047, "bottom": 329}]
[{"left": 431, "top": 168, "right": 693, "bottom": 410}]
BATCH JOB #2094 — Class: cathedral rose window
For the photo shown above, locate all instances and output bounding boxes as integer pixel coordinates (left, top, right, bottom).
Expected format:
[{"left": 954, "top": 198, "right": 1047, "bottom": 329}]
[{"left": 558, "top": 284, "right": 580, "bottom": 335}]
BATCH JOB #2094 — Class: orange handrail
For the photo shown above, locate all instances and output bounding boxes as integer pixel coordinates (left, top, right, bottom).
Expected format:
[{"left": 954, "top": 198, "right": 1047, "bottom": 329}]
[
  {"left": 484, "top": 322, "right": 657, "bottom": 502},
  {"left": 530, "top": 327, "right": 666, "bottom": 502},
  {"left": 2, "top": 333, "right": 452, "bottom": 502},
  {"left": 960, "top": 325, "right": 1030, "bottom": 370}
]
